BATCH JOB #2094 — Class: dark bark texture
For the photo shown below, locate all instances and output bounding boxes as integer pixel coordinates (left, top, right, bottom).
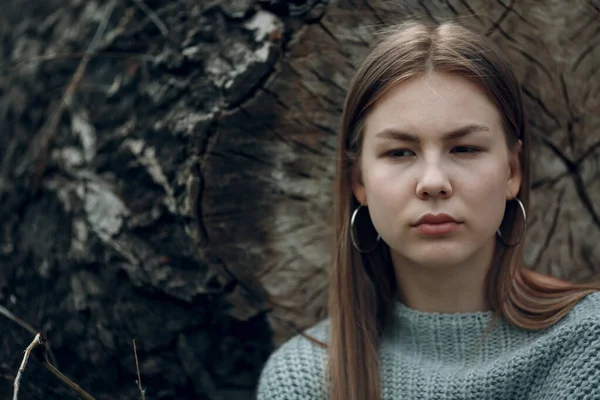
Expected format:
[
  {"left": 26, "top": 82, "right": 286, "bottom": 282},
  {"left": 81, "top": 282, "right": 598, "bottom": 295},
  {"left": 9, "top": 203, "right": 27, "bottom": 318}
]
[{"left": 0, "top": 0, "right": 599, "bottom": 399}]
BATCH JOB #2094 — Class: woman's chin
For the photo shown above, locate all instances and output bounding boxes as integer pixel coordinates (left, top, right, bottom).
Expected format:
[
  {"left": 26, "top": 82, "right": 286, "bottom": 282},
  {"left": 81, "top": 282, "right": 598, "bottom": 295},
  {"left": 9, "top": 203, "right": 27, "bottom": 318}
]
[{"left": 392, "top": 243, "right": 474, "bottom": 269}]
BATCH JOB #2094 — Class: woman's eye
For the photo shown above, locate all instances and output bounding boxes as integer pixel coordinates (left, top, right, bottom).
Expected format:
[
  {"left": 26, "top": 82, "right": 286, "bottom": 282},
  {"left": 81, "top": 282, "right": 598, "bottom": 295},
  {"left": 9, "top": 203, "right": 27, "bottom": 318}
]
[
  {"left": 452, "top": 146, "right": 480, "bottom": 154},
  {"left": 388, "top": 149, "right": 415, "bottom": 158}
]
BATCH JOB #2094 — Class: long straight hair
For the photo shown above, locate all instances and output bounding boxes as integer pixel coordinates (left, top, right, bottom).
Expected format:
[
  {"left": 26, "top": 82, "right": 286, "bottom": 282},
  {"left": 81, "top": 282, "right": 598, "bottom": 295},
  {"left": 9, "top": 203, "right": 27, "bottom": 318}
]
[{"left": 327, "top": 21, "right": 600, "bottom": 400}]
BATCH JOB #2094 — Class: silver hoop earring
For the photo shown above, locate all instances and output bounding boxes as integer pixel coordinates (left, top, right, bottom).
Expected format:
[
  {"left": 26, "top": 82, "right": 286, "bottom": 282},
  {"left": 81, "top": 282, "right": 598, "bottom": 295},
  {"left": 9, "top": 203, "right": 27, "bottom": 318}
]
[
  {"left": 350, "top": 204, "right": 381, "bottom": 253},
  {"left": 496, "top": 197, "right": 527, "bottom": 247}
]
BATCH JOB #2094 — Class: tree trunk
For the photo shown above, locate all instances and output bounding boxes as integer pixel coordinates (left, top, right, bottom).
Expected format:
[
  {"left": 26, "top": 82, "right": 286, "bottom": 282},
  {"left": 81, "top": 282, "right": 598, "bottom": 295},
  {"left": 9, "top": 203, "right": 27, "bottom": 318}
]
[{"left": 0, "top": 0, "right": 598, "bottom": 399}]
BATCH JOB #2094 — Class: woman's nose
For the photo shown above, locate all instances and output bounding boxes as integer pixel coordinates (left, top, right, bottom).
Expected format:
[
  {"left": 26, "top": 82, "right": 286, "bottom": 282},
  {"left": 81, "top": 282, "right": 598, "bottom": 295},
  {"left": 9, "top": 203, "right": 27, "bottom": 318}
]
[{"left": 415, "top": 159, "right": 453, "bottom": 199}]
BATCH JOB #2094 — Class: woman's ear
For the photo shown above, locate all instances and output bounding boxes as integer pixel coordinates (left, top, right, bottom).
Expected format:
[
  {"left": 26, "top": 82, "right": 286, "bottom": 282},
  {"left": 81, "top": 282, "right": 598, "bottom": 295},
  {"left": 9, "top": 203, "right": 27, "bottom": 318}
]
[
  {"left": 351, "top": 166, "right": 367, "bottom": 205},
  {"left": 507, "top": 139, "right": 522, "bottom": 199}
]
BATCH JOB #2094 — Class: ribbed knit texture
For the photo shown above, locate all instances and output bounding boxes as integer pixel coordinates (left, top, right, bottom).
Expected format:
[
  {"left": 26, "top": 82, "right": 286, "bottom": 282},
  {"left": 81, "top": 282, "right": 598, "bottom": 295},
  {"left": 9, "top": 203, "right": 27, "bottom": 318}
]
[{"left": 256, "top": 292, "right": 600, "bottom": 399}]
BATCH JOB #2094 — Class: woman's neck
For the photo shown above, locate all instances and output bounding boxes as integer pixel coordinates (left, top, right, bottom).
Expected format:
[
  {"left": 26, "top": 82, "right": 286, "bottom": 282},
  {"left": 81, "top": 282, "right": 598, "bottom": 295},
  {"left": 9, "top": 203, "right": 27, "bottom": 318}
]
[{"left": 391, "top": 240, "right": 495, "bottom": 314}]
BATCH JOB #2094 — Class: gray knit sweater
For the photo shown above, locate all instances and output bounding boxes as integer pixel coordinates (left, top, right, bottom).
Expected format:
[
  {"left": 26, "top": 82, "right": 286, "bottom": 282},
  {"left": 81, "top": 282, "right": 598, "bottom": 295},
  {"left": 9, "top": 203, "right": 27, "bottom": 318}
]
[{"left": 256, "top": 292, "right": 600, "bottom": 399}]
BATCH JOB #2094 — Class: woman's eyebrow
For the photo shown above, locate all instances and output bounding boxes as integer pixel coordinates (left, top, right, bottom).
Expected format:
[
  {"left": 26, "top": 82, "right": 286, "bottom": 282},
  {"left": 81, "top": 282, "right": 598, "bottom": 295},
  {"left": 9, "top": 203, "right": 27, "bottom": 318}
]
[{"left": 374, "top": 124, "right": 491, "bottom": 142}]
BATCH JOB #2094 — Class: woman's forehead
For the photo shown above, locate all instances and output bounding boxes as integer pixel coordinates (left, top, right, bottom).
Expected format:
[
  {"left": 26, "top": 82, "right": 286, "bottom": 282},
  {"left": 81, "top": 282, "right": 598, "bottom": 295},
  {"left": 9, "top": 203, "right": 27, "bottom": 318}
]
[{"left": 363, "top": 72, "right": 504, "bottom": 141}]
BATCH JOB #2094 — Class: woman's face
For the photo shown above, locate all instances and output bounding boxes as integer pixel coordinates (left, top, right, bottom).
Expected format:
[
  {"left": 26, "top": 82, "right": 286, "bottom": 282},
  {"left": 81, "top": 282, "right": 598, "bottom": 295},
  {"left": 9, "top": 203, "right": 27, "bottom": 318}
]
[{"left": 353, "top": 72, "right": 521, "bottom": 269}]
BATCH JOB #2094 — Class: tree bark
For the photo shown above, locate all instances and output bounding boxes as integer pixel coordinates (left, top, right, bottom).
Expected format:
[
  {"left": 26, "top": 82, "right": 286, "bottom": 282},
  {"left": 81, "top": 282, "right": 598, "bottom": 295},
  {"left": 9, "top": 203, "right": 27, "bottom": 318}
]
[{"left": 0, "top": 0, "right": 599, "bottom": 399}]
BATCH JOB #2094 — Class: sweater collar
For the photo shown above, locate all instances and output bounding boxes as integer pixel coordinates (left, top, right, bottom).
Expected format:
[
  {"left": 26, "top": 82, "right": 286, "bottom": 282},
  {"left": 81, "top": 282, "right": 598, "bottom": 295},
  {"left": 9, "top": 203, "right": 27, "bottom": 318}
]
[
  {"left": 383, "top": 301, "right": 534, "bottom": 366},
  {"left": 395, "top": 301, "right": 495, "bottom": 323}
]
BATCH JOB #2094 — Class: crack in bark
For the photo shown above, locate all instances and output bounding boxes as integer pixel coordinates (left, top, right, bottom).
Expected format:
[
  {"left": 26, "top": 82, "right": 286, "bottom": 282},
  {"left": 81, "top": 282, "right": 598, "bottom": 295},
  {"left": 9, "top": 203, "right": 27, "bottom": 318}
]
[
  {"left": 286, "top": 136, "right": 327, "bottom": 156},
  {"left": 256, "top": 257, "right": 282, "bottom": 280},
  {"left": 457, "top": 0, "right": 485, "bottom": 24},
  {"left": 522, "top": 86, "right": 561, "bottom": 127},
  {"left": 444, "top": 0, "right": 461, "bottom": 18},
  {"left": 489, "top": 23, "right": 518, "bottom": 44},
  {"left": 304, "top": 119, "right": 338, "bottom": 137},
  {"left": 486, "top": 0, "right": 516, "bottom": 36},
  {"left": 568, "top": 221, "right": 576, "bottom": 270},
  {"left": 317, "top": 19, "right": 341, "bottom": 45},
  {"left": 307, "top": 66, "right": 346, "bottom": 93},
  {"left": 539, "top": 133, "right": 600, "bottom": 234},
  {"left": 202, "top": 203, "right": 278, "bottom": 221},
  {"left": 208, "top": 148, "right": 316, "bottom": 179},
  {"left": 418, "top": 0, "right": 439, "bottom": 24},
  {"left": 584, "top": 65, "right": 600, "bottom": 104},
  {"left": 261, "top": 87, "right": 292, "bottom": 111},
  {"left": 511, "top": 47, "right": 555, "bottom": 85},
  {"left": 239, "top": 103, "right": 327, "bottom": 157},
  {"left": 581, "top": 246, "right": 597, "bottom": 275},
  {"left": 219, "top": 56, "right": 283, "bottom": 117},
  {"left": 225, "top": 62, "right": 280, "bottom": 110},
  {"left": 570, "top": 10, "right": 598, "bottom": 41},
  {"left": 294, "top": 270, "right": 323, "bottom": 294},
  {"left": 301, "top": 79, "right": 343, "bottom": 111},
  {"left": 539, "top": 134, "right": 575, "bottom": 168},
  {"left": 286, "top": 62, "right": 344, "bottom": 110},
  {"left": 207, "top": 149, "right": 277, "bottom": 169},
  {"left": 285, "top": 62, "right": 303, "bottom": 79},
  {"left": 572, "top": 27, "right": 600, "bottom": 72},
  {"left": 494, "top": 0, "right": 535, "bottom": 28},
  {"left": 302, "top": 278, "right": 328, "bottom": 313},
  {"left": 531, "top": 172, "right": 568, "bottom": 190},
  {"left": 577, "top": 139, "right": 600, "bottom": 164},
  {"left": 559, "top": 73, "right": 576, "bottom": 121},
  {"left": 567, "top": 119, "right": 576, "bottom": 152},
  {"left": 571, "top": 171, "right": 600, "bottom": 232},
  {"left": 362, "top": 0, "right": 385, "bottom": 24}
]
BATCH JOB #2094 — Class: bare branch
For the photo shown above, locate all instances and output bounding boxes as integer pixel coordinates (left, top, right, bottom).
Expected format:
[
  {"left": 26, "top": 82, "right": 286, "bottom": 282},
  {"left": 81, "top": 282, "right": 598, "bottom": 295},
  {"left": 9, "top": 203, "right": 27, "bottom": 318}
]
[
  {"left": 12, "top": 333, "right": 42, "bottom": 400},
  {"left": 42, "top": 361, "right": 97, "bottom": 400},
  {"left": 31, "top": 0, "right": 117, "bottom": 193},
  {"left": 12, "top": 332, "right": 98, "bottom": 400},
  {"left": 2, "top": 51, "right": 151, "bottom": 75},
  {"left": 133, "top": 339, "right": 146, "bottom": 400},
  {"left": 0, "top": 305, "right": 36, "bottom": 336},
  {"left": 0, "top": 305, "right": 59, "bottom": 366},
  {"left": 132, "top": 0, "right": 169, "bottom": 38}
]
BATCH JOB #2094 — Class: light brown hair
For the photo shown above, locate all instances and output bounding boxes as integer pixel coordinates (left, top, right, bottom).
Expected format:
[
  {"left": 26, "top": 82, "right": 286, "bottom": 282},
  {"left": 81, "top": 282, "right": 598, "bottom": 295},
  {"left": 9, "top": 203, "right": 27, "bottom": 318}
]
[{"left": 326, "top": 20, "right": 600, "bottom": 400}]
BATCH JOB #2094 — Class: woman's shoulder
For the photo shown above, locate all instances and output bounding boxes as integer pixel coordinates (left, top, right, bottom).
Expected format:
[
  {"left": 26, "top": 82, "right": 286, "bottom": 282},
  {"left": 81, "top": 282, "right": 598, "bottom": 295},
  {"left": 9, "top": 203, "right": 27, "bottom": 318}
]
[
  {"left": 538, "top": 290, "right": 600, "bottom": 350},
  {"left": 255, "top": 319, "right": 330, "bottom": 400},
  {"left": 562, "top": 290, "right": 600, "bottom": 325},
  {"left": 528, "top": 291, "right": 600, "bottom": 398}
]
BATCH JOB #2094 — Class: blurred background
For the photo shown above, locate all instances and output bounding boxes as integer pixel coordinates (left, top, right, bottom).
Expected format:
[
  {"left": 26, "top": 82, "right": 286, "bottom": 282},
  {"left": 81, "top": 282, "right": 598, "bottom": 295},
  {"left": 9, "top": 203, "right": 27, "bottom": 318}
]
[{"left": 1, "top": 0, "right": 599, "bottom": 399}]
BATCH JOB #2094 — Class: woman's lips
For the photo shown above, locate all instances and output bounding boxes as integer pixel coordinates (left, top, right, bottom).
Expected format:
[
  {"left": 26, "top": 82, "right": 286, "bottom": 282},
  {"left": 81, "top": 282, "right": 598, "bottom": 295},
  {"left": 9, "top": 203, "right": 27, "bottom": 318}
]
[{"left": 413, "top": 221, "right": 461, "bottom": 236}]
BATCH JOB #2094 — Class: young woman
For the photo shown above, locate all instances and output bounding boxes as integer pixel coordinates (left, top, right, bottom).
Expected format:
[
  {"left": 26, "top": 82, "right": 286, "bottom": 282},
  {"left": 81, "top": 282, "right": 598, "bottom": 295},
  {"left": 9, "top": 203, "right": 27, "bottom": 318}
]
[{"left": 256, "top": 21, "right": 600, "bottom": 400}]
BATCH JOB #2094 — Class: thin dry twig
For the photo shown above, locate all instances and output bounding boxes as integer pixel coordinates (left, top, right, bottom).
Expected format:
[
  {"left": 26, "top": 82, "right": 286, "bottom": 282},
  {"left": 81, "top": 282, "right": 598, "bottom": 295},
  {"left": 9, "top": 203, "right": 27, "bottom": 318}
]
[
  {"left": 42, "top": 362, "right": 97, "bottom": 400},
  {"left": 1, "top": 51, "right": 151, "bottom": 75},
  {"left": 133, "top": 339, "right": 146, "bottom": 400},
  {"left": 0, "top": 304, "right": 59, "bottom": 366},
  {"left": 0, "top": 306, "right": 36, "bottom": 336},
  {"left": 31, "top": 0, "right": 117, "bottom": 193},
  {"left": 12, "top": 333, "right": 42, "bottom": 400},
  {"left": 12, "top": 332, "right": 97, "bottom": 400},
  {"left": 132, "top": 0, "right": 169, "bottom": 37}
]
